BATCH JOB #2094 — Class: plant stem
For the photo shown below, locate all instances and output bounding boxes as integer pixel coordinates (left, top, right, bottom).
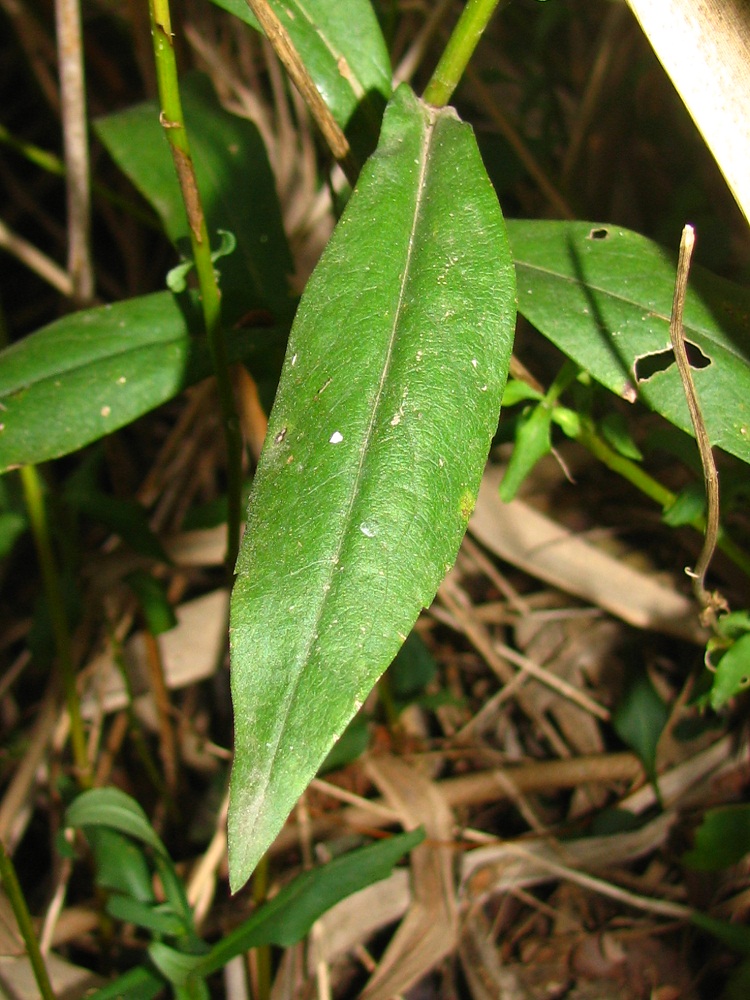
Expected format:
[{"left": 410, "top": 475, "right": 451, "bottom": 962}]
[
  {"left": 423, "top": 0, "right": 503, "bottom": 108},
  {"left": 55, "top": 0, "right": 94, "bottom": 303},
  {"left": 148, "top": 0, "right": 242, "bottom": 568},
  {"left": 574, "top": 419, "right": 750, "bottom": 579},
  {"left": 20, "top": 465, "right": 92, "bottom": 788},
  {"left": 0, "top": 840, "right": 55, "bottom": 1000},
  {"left": 251, "top": 855, "right": 271, "bottom": 1000}
]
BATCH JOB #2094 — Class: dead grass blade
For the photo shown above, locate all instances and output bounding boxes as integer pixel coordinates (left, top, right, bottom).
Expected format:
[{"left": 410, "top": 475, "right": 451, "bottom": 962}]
[
  {"left": 471, "top": 466, "right": 704, "bottom": 642},
  {"left": 359, "top": 754, "right": 458, "bottom": 1000}
]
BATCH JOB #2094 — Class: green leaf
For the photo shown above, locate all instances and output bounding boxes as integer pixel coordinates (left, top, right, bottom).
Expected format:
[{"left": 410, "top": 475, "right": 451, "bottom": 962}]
[
  {"left": 64, "top": 457, "right": 168, "bottom": 561},
  {"left": 550, "top": 404, "right": 581, "bottom": 438},
  {"left": 716, "top": 610, "right": 750, "bottom": 641},
  {"left": 85, "top": 828, "right": 156, "bottom": 903},
  {"left": 662, "top": 483, "right": 705, "bottom": 527},
  {"left": 600, "top": 411, "right": 643, "bottom": 460},
  {"left": 66, "top": 787, "right": 168, "bottom": 856},
  {"left": 147, "top": 944, "right": 206, "bottom": 988},
  {"left": 318, "top": 714, "right": 370, "bottom": 773},
  {"left": 691, "top": 911, "right": 750, "bottom": 958},
  {"left": 389, "top": 630, "right": 437, "bottom": 699},
  {"left": 126, "top": 570, "right": 178, "bottom": 636},
  {"left": 95, "top": 73, "right": 294, "bottom": 326},
  {"left": 0, "top": 292, "right": 284, "bottom": 473},
  {"left": 210, "top": 0, "right": 392, "bottom": 162},
  {"left": 228, "top": 84, "right": 515, "bottom": 890},
  {"left": 0, "top": 293, "right": 190, "bottom": 473},
  {"left": 612, "top": 669, "right": 668, "bottom": 785},
  {"left": 710, "top": 633, "right": 750, "bottom": 709},
  {"left": 107, "top": 895, "right": 187, "bottom": 937},
  {"left": 508, "top": 220, "right": 750, "bottom": 465},
  {"left": 0, "top": 477, "right": 26, "bottom": 557},
  {"left": 88, "top": 966, "right": 166, "bottom": 1000},
  {"left": 683, "top": 804, "right": 750, "bottom": 871},
  {"left": 197, "top": 829, "right": 424, "bottom": 978},
  {"left": 499, "top": 404, "right": 552, "bottom": 502},
  {"left": 501, "top": 379, "right": 544, "bottom": 407}
]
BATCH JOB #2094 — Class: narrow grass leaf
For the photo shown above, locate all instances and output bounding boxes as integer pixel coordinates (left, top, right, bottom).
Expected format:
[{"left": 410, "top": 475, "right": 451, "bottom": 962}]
[
  {"left": 229, "top": 84, "right": 516, "bottom": 890},
  {"left": 197, "top": 829, "right": 424, "bottom": 976},
  {"left": 88, "top": 966, "right": 166, "bottom": 1000},
  {"left": 508, "top": 220, "right": 750, "bottom": 464}
]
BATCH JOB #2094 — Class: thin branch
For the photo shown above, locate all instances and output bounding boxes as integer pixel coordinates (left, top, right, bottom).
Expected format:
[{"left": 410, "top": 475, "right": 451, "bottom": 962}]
[
  {"left": 246, "top": 0, "right": 358, "bottom": 184},
  {"left": 55, "top": 0, "right": 94, "bottom": 303},
  {"left": 668, "top": 225, "right": 725, "bottom": 619},
  {"left": 0, "top": 217, "right": 74, "bottom": 297}
]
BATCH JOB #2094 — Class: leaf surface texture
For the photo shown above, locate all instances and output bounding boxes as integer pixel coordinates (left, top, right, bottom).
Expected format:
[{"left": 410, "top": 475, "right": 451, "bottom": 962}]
[{"left": 229, "top": 85, "right": 516, "bottom": 890}]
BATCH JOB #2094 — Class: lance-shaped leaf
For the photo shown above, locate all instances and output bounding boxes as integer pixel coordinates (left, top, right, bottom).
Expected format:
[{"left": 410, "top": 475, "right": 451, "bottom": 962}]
[
  {"left": 229, "top": 85, "right": 516, "bottom": 891},
  {"left": 507, "top": 220, "right": 750, "bottom": 465},
  {"left": 0, "top": 292, "right": 284, "bottom": 473}
]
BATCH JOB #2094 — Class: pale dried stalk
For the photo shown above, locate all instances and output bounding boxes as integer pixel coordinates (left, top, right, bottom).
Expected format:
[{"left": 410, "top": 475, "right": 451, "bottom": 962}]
[
  {"left": 0, "top": 217, "right": 73, "bottom": 296},
  {"left": 494, "top": 840, "right": 693, "bottom": 920},
  {"left": 55, "top": 0, "right": 94, "bottom": 302},
  {"left": 669, "top": 224, "right": 723, "bottom": 618}
]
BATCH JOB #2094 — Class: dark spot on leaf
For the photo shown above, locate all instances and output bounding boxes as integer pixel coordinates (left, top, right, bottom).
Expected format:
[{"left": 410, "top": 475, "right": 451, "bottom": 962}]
[
  {"left": 634, "top": 341, "right": 711, "bottom": 382},
  {"left": 587, "top": 227, "right": 609, "bottom": 240},
  {"left": 314, "top": 377, "right": 332, "bottom": 400}
]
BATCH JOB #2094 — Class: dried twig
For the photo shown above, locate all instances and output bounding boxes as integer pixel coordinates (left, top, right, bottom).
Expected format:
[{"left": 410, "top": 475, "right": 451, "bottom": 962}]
[
  {"left": 668, "top": 224, "right": 725, "bottom": 622},
  {"left": 245, "top": 0, "right": 357, "bottom": 183},
  {"left": 55, "top": 0, "right": 94, "bottom": 302}
]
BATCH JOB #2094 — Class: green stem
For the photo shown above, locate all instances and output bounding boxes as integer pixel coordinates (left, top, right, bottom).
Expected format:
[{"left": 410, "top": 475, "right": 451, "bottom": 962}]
[
  {"left": 20, "top": 466, "right": 92, "bottom": 787},
  {"left": 423, "top": 0, "right": 503, "bottom": 108},
  {"left": 0, "top": 839, "right": 55, "bottom": 1000},
  {"left": 574, "top": 420, "right": 750, "bottom": 579},
  {"left": 251, "top": 855, "right": 271, "bottom": 1000},
  {"left": 148, "top": 0, "right": 242, "bottom": 568}
]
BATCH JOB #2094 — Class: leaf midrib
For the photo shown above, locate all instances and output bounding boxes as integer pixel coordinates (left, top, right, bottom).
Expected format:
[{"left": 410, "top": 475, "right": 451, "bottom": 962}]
[
  {"left": 515, "top": 258, "right": 747, "bottom": 362},
  {"left": 0, "top": 326, "right": 186, "bottom": 399},
  {"left": 250, "top": 101, "right": 439, "bottom": 829}
]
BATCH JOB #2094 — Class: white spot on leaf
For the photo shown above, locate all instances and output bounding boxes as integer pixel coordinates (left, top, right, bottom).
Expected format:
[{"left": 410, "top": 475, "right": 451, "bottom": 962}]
[{"left": 329, "top": 431, "right": 343, "bottom": 444}]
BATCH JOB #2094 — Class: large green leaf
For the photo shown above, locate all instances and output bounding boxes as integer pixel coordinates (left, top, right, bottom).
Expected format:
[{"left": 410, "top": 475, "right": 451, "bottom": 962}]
[
  {"left": 228, "top": 84, "right": 516, "bottom": 890},
  {"left": 95, "top": 73, "right": 294, "bottom": 325},
  {"left": 210, "top": 0, "right": 391, "bottom": 161},
  {"left": 0, "top": 292, "right": 283, "bottom": 473},
  {"left": 507, "top": 220, "right": 750, "bottom": 465}
]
